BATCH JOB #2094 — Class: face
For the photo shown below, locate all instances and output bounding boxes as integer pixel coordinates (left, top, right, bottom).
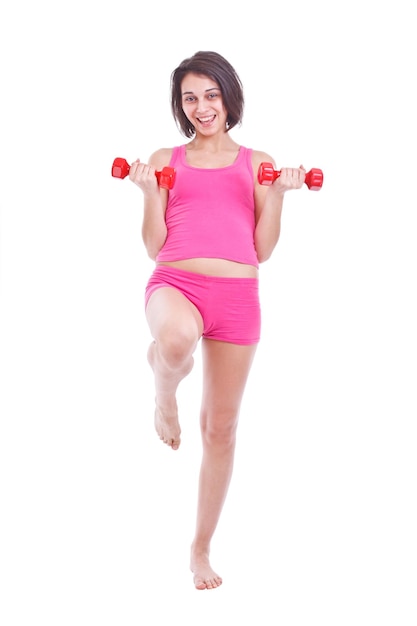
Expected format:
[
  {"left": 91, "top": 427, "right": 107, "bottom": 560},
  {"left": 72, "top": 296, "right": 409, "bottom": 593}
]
[{"left": 181, "top": 73, "right": 228, "bottom": 135}]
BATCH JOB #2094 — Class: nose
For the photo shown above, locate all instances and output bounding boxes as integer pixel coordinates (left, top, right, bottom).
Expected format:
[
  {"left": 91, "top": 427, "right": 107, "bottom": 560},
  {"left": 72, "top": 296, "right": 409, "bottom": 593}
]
[{"left": 195, "top": 97, "right": 209, "bottom": 114}]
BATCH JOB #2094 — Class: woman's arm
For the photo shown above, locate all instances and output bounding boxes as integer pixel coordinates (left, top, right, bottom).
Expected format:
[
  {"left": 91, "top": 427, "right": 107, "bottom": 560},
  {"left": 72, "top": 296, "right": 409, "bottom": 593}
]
[
  {"left": 129, "top": 148, "right": 173, "bottom": 260},
  {"left": 252, "top": 150, "right": 305, "bottom": 263}
]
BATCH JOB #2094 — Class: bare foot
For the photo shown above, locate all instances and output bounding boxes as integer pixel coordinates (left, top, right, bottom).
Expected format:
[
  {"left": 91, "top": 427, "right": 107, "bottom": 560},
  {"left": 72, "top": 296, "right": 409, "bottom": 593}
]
[
  {"left": 154, "top": 404, "right": 181, "bottom": 450},
  {"left": 147, "top": 340, "right": 194, "bottom": 451},
  {"left": 190, "top": 548, "right": 222, "bottom": 590}
]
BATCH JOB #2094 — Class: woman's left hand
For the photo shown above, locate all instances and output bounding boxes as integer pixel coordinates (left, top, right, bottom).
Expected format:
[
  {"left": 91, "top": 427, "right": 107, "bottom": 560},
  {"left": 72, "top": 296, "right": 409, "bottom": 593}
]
[{"left": 272, "top": 165, "right": 306, "bottom": 192}]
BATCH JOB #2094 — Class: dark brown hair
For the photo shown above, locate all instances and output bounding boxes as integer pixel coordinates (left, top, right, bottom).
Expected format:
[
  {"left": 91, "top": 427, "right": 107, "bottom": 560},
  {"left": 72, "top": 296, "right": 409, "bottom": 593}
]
[{"left": 170, "top": 51, "right": 244, "bottom": 138}]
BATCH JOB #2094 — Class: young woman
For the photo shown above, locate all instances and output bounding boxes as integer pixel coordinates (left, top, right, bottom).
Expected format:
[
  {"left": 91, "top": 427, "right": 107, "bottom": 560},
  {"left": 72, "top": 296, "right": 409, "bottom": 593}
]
[{"left": 128, "top": 51, "right": 306, "bottom": 590}]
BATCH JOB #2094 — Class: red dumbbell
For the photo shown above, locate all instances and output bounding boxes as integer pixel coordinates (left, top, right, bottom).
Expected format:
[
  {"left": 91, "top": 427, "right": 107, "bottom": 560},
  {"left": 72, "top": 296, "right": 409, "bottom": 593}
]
[
  {"left": 111, "top": 157, "right": 176, "bottom": 190},
  {"left": 258, "top": 162, "right": 323, "bottom": 191}
]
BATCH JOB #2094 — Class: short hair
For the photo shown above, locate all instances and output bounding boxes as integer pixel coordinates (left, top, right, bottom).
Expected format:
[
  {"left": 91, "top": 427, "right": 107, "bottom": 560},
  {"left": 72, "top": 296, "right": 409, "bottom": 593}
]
[{"left": 170, "top": 51, "right": 244, "bottom": 138}]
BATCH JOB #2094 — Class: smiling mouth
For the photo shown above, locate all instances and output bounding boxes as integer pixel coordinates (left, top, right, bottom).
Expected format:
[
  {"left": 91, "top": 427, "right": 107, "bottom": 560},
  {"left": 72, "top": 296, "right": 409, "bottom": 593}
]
[{"left": 197, "top": 115, "right": 216, "bottom": 125}]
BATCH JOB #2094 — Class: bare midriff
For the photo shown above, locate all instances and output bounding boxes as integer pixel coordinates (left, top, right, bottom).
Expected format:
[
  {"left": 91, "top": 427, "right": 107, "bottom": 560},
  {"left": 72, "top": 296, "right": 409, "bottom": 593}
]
[{"left": 157, "top": 258, "right": 258, "bottom": 278}]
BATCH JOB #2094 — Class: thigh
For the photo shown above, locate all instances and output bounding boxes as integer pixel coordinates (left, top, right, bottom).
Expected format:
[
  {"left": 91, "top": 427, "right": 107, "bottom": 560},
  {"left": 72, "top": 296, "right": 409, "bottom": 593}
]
[
  {"left": 146, "top": 287, "right": 204, "bottom": 345},
  {"left": 200, "top": 339, "right": 258, "bottom": 425},
  {"left": 204, "top": 277, "right": 261, "bottom": 345}
]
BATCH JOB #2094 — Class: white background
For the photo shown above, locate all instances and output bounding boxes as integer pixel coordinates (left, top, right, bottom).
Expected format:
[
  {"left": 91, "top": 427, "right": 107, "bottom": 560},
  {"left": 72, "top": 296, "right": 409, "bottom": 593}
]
[{"left": 1, "top": 1, "right": 416, "bottom": 624}]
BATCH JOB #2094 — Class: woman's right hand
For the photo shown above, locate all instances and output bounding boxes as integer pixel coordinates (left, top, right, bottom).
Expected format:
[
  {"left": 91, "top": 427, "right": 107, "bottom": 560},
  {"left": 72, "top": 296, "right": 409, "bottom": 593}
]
[{"left": 128, "top": 159, "right": 159, "bottom": 192}]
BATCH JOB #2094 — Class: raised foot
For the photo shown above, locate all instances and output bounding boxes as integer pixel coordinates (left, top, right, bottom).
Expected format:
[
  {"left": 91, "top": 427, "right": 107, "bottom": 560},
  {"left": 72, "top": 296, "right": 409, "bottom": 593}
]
[
  {"left": 190, "top": 551, "right": 222, "bottom": 590},
  {"left": 154, "top": 405, "right": 181, "bottom": 450}
]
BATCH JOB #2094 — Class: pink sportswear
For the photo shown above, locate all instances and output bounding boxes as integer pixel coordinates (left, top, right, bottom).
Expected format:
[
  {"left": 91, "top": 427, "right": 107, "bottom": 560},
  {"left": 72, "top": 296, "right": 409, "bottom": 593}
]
[
  {"left": 145, "top": 266, "right": 261, "bottom": 345},
  {"left": 155, "top": 145, "right": 259, "bottom": 268}
]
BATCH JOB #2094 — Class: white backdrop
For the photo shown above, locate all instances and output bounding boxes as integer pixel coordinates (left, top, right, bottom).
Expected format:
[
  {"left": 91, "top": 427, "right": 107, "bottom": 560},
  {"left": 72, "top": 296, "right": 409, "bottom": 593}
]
[{"left": 1, "top": 1, "right": 416, "bottom": 624}]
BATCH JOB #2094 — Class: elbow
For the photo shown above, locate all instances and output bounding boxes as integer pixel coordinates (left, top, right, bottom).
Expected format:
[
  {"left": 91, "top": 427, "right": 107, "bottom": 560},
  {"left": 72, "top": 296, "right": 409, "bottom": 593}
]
[
  {"left": 146, "top": 249, "right": 158, "bottom": 262},
  {"left": 144, "top": 242, "right": 162, "bottom": 261},
  {"left": 257, "top": 251, "right": 272, "bottom": 264},
  {"left": 257, "top": 246, "right": 277, "bottom": 263},
  {"left": 142, "top": 230, "right": 167, "bottom": 261},
  {"left": 255, "top": 235, "right": 281, "bottom": 264}
]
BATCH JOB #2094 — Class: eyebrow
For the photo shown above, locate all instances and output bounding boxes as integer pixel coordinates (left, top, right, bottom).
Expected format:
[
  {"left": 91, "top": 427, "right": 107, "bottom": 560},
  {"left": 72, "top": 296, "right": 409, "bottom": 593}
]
[{"left": 181, "top": 87, "right": 220, "bottom": 95}]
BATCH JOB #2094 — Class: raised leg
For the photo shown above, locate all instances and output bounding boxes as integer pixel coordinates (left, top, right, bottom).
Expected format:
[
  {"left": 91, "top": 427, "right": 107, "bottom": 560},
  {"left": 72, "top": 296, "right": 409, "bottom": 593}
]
[{"left": 145, "top": 287, "right": 203, "bottom": 449}]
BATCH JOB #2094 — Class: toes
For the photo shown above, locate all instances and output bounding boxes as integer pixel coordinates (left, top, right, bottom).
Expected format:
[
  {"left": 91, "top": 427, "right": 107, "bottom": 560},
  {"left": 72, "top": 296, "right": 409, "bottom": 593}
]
[
  {"left": 166, "top": 436, "right": 180, "bottom": 449},
  {"left": 195, "top": 580, "right": 207, "bottom": 590},
  {"left": 156, "top": 430, "right": 181, "bottom": 449},
  {"left": 194, "top": 575, "right": 222, "bottom": 590}
]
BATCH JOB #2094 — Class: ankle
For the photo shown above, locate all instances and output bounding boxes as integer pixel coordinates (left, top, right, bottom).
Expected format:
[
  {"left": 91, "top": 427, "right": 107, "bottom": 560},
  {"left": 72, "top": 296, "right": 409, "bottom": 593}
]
[{"left": 191, "top": 542, "right": 210, "bottom": 558}]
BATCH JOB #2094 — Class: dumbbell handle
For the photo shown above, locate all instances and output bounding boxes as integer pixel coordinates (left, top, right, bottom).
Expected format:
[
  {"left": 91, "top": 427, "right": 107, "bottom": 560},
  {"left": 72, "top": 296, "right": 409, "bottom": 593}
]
[
  {"left": 258, "top": 162, "right": 323, "bottom": 191},
  {"left": 111, "top": 157, "right": 176, "bottom": 190}
]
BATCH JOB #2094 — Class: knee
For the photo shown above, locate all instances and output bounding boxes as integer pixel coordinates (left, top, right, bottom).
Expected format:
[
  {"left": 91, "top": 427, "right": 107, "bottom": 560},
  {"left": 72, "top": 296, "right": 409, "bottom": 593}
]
[
  {"left": 200, "top": 410, "right": 239, "bottom": 449},
  {"left": 157, "top": 326, "right": 197, "bottom": 370}
]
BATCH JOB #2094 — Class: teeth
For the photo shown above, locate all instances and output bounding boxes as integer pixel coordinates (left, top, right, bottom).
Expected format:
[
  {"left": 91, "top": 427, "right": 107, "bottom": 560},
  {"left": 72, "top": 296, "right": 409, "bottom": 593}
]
[{"left": 198, "top": 116, "right": 214, "bottom": 123}]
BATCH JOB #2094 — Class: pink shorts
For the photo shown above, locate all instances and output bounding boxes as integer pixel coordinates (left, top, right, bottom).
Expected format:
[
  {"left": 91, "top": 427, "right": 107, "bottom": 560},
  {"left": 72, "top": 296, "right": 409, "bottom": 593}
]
[{"left": 145, "top": 266, "right": 261, "bottom": 345}]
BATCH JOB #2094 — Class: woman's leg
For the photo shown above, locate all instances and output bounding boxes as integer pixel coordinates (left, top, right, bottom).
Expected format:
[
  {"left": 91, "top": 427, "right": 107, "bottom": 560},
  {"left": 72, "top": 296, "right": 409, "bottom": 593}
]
[
  {"left": 190, "top": 339, "right": 257, "bottom": 589},
  {"left": 146, "top": 287, "right": 203, "bottom": 450}
]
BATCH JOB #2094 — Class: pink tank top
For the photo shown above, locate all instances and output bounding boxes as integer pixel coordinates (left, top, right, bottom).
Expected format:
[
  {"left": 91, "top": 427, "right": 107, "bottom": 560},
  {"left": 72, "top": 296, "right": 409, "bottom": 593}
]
[{"left": 156, "top": 145, "right": 259, "bottom": 268}]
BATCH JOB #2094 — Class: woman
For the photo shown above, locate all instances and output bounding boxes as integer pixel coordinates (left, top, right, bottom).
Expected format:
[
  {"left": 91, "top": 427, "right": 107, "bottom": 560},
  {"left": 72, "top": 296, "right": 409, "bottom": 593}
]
[{"left": 128, "top": 51, "right": 306, "bottom": 590}]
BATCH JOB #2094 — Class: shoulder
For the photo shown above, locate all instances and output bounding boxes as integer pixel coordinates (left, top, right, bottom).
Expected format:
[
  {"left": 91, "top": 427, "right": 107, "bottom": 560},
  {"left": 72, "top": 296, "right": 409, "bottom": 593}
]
[
  {"left": 250, "top": 149, "right": 276, "bottom": 172},
  {"left": 148, "top": 147, "right": 177, "bottom": 169}
]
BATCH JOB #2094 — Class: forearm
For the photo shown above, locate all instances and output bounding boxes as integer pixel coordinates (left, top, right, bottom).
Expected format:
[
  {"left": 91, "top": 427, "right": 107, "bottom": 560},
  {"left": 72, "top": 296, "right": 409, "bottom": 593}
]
[{"left": 141, "top": 191, "right": 168, "bottom": 260}]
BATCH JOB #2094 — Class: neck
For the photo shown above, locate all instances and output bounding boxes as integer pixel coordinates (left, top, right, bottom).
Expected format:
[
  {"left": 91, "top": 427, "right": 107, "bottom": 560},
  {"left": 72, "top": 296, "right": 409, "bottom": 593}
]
[{"left": 188, "top": 132, "right": 238, "bottom": 153}]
